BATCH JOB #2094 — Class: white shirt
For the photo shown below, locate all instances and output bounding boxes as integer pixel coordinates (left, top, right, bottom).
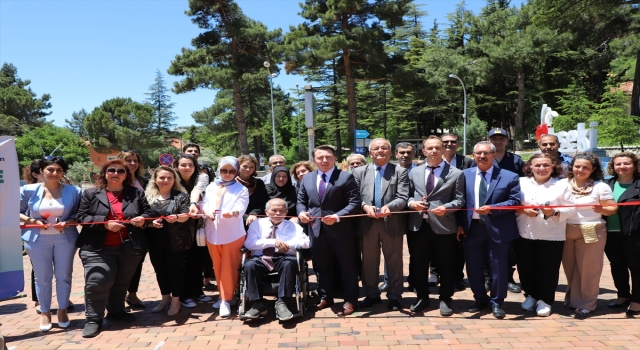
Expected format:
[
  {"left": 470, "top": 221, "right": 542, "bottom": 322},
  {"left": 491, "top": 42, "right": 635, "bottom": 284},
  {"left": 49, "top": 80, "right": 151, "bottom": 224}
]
[
  {"left": 566, "top": 180, "right": 614, "bottom": 224},
  {"left": 316, "top": 167, "right": 336, "bottom": 192},
  {"left": 38, "top": 199, "right": 64, "bottom": 233},
  {"left": 244, "top": 218, "right": 311, "bottom": 256},
  {"left": 516, "top": 177, "right": 575, "bottom": 241},
  {"left": 260, "top": 173, "right": 271, "bottom": 185},
  {"left": 445, "top": 155, "right": 457, "bottom": 168},
  {"left": 203, "top": 181, "right": 249, "bottom": 245},
  {"left": 473, "top": 166, "right": 493, "bottom": 219}
]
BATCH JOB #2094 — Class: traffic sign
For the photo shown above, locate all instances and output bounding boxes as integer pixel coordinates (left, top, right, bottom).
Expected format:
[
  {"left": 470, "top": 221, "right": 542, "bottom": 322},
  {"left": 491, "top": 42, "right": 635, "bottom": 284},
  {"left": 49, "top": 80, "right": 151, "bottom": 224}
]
[
  {"left": 159, "top": 153, "right": 174, "bottom": 166},
  {"left": 355, "top": 129, "right": 370, "bottom": 139}
]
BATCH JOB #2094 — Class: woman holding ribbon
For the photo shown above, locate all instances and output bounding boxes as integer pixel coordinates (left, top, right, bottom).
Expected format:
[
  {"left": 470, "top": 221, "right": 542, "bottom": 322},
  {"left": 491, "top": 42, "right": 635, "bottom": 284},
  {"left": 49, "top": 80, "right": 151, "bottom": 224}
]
[
  {"left": 20, "top": 156, "right": 81, "bottom": 331},
  {"left": 514, "top": 153, "right": 574, "bottom": 316},
  {"left": 603, "top": 152, "right": 640, "bottom": 316},
  {"left": 76, "top": 159, "right": 151, "bottom": 337},
  {"left": 118, "top": 150, "right": 149, "bottom": 309},
  {"left": 563, "top": 152, "right": 617, "bottom": 316},
  {"left": 203, "top": 156, "right": 249, "bottom": 318},
  {"left": 145, "top": 166, "right": 193, "bottom": 316}
]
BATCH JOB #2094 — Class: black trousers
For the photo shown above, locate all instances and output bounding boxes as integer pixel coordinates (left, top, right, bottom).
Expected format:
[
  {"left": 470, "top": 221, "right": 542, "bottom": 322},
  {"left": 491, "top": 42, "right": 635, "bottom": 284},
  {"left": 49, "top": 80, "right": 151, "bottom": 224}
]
[
  {"left": 127, "top": 252, "right": 146, "bottom": 293},
  {"left": 31, "top": 265, "right": 38, "bottom": 302},
  {"left": 407, "top": 222, "right": 457, "bottom": 303},
  {"left": 80, "top": 248, "right": 142, "bottom": 322},
  {"left": 430, "top": 241, "right": 465, "bottom": 281},
  {"left": 512, "top": 238, "right": 564, "bottom": 305},
  {"left": 182, "top": 240, "right": 207, "bottom": 299},
  {"left": 605, "top": 232, "right": 640, "bottom": 303},
  {"left": 244, "top": 255, "right": 297, "bottom": 301},
  {"left": 148, "top": 243, "right": 187, "bottom": 297},
  {"left": 311, "top": 230, "right": 359, "bottom": 304}
]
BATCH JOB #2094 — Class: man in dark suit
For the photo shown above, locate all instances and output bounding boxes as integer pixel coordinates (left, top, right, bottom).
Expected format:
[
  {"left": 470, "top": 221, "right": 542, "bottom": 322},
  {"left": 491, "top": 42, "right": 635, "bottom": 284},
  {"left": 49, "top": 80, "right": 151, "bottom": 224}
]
[
  {"left": 297, "top": 145, "right": 362, "bottom": 316},
  {"left": 406, "top": 135, "right": 465, "bottom": 316},
  {"left": 352, "top": 138, "right": 409, "bottom": 311},
  {"left": 457, "top": 141, "right": 520, "bottom": 319}
]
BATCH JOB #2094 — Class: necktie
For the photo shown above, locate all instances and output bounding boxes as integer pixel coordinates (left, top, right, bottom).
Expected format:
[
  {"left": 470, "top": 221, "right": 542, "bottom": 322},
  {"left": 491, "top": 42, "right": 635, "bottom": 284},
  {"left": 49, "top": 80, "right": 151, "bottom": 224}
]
[
  {"left": 262, "top": 225, "right": 278, "bottom": 271},
  {"left": 374, "top": 166, "right": 382, "bottom": 208},
  {"left": 478, "top": 171, "right": 488, "bottom": 206},
  {"left": 318, "top": 173, "right": 327, "bottom": 201},
  {"left": 426, "top": 165, "right": 440, "bottom": 195}
]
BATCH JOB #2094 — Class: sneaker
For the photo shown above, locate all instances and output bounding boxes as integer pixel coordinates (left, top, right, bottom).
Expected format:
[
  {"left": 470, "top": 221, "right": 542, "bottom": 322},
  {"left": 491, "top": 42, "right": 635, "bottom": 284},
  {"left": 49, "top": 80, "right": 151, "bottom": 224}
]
[
  {"left": 180, "top": 298, "right": 197, "bottom": 308},
  {"left": 219, "top": 301, "right": 231, "bottom": 318},
  {"left": 245, "top": 301, "right": 267, "bottom": 319},
  {"left": 536, "top": 300, "right": 551, "bottom": 317},
  {"left": 521, "top": 296, "right": 537, "bottom": 311},
  {"left": 197, "top": 295, "right": 212, "bottom": 303},
  {"left": 275, "top": 301, "right": 294, "bottom": 321},
  {"left": 212, "top": 298, "right": 221, "bottom": 309},
  {"left": 575, "top": 308, "right": 591, "bottom": 316},
  {"left": 82, "top": 321, "right": 102, "bottom": 338}
]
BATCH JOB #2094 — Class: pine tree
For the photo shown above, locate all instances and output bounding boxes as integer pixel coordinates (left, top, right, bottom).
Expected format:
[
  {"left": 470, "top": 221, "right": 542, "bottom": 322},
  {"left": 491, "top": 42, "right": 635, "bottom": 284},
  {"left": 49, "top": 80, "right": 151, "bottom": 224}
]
[
  {"left": 65, "top": 108, "right": 88, "bottom": 138},
  {"left": 145, "top": 69, "right": 177, "bottom": 135}
]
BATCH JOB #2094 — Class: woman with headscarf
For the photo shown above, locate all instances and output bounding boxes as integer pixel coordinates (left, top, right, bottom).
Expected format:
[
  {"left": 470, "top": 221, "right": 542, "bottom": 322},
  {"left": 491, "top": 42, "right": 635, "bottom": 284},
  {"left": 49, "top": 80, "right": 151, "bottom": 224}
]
[
  {"left": 202, "top": 156, "right": 249, "bottom": 318},
  {"left": 266, "top": 166, "right": 298, "bottom": 219},
  {"left": 236, "top": 155, "right": 269, "bottom": 229}
]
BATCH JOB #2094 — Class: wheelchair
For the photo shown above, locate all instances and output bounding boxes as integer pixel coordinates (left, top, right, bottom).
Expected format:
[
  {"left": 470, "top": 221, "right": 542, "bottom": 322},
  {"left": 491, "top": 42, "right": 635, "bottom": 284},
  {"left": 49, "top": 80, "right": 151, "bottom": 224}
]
[{"left": 237, "top": 247, "right": 310, "bottom": 321}]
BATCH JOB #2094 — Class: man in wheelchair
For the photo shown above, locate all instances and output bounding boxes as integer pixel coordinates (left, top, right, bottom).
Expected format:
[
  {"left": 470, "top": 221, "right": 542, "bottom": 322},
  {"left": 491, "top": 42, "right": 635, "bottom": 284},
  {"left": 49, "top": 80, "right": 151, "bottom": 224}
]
[{"left": 243, "top": 198, "right": 310, "bottom": 320}]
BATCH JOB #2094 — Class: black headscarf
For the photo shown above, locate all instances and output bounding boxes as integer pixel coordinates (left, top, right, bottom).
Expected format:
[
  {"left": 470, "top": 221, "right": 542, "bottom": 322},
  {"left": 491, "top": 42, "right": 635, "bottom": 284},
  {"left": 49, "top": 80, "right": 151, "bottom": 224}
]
[{"left": 265, "top": 166, "right": 297, "bottom": 217}]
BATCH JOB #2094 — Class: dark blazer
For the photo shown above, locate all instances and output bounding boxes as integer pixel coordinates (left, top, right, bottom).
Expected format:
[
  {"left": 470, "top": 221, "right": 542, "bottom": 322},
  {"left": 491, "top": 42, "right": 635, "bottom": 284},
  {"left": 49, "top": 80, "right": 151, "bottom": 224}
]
[
  {"left": 296, "top": 168, "right": 361, "bottom": 238},
  {"left": 352, "top": 163, "right": 409, "bottom": 237},
  {"left": 246, "top": 179, "right": 269, "bottom": 216},
  {"left": 605, "top": 177, "right": 640, "bottom": 237},
  {"left": 454, "top": 154, "right": 473, "bottom": 170},
  {"left": 457, "top": 166, "right": 520, "bottom": 244},
  {"left": 76, "top": 186, "right": 152, "bottom": 252},
  {"left": 470, "top": 152, "right": 524, "bottom": 177}
]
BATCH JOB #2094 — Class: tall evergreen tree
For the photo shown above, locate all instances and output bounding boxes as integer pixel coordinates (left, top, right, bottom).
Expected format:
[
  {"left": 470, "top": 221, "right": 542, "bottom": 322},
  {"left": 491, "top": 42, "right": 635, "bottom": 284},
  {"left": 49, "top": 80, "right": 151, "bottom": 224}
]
[
  {"left": 0, "top": 63, "right": 51, "bottom": 135},
  {"left": 168, "top": 0, "right": 282, "bottom": 155},
  {"left": 65, "top": 108, "right": 88, "bottom": 138},
  {"left": 145, "top": 69, "right": 177, "bottom": 135}
]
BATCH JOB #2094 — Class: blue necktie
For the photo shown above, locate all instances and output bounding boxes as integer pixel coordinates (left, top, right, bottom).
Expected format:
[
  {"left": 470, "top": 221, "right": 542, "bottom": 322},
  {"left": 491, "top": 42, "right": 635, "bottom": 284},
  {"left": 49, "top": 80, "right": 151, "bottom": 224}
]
[
  {"left": 318, "top": 173, "right": 327, "bottom": 201},
  {"left": 374, "top": 166, "right": 382, "bottom": 208},
  {"left": 478, "top": 171, "right": 488, "bottom": 205}
]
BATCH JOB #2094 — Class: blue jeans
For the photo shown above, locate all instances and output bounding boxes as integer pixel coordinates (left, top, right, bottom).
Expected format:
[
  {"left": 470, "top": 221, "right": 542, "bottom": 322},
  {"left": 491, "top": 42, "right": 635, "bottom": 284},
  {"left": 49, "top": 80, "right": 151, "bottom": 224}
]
[{"left": 24, "top": 233, "right": 77, "bottom": 312}]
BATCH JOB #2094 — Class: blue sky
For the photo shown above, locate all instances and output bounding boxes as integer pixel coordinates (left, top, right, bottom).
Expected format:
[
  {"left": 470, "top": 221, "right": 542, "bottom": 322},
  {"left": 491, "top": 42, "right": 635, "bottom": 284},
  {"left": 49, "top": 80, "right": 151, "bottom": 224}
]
[{"left": 1, "top": 0, "right": 500, "bottom": 128}]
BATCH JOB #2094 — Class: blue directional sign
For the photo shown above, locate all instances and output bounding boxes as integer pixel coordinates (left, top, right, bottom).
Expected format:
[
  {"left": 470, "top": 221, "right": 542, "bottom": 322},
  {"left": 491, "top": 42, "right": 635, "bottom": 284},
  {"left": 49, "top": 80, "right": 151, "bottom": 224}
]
[
  {"left": 355, "top": 147, "right": 367, "bottom": 154},
  {"left": 355, "top": 129, "right": 370, "bottom": 139}
]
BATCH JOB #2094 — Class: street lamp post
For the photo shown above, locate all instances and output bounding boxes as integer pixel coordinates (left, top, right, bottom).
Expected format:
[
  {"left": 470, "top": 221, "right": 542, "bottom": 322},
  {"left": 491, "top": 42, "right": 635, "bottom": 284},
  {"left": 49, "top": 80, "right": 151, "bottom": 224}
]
[
  {"left": 449, "top": 74, "right": 467, "bottom": 156},
  {"left": 295, "top": 84, "right": 302, "bottom": 157},
  {"left": 264, "top": 61, "right": 278, "bottom": 154}
]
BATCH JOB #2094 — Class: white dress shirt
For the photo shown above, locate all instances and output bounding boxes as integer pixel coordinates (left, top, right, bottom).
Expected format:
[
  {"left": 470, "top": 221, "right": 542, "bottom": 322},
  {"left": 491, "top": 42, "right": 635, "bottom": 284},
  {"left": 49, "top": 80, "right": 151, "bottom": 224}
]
[
  {"left": 472, "top": 166, "right": 493, "bottom": 219},
  {"left": 315, "top": 167, "right": 335, "bottom": 192},
  {"left": 516, "top": 177, "right": 574, "bottom": 241},
  {"left": 245, "top": 218, "right": 311, "bottom": 256}
]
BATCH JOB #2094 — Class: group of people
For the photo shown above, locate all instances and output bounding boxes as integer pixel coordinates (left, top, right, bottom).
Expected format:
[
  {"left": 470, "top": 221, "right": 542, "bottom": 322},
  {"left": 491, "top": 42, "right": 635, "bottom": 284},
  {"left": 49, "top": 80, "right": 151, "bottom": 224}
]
[{"left": 19, "top": 131, "right": 639, "bottom": 339}]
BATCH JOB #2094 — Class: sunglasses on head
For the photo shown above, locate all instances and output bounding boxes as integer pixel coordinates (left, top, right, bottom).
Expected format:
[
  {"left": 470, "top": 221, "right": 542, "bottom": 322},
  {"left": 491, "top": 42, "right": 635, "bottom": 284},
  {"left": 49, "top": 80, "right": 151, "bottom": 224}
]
[
  {"left": 44, "top": 155, "right": 63, "bottom": 161},
  {"left": 122, "top": 149, "right": 137, "bottom": 154},
  {"left": 107, "top": 168, "right": 127, "bottom": 175}
]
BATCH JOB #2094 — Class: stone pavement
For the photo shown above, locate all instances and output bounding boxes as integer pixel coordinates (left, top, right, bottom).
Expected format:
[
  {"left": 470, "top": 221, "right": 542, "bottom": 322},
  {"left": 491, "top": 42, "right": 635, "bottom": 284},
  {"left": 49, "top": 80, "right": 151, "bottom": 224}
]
[{"left": 1, "top": 238, "right": 639, "bottom": 350}]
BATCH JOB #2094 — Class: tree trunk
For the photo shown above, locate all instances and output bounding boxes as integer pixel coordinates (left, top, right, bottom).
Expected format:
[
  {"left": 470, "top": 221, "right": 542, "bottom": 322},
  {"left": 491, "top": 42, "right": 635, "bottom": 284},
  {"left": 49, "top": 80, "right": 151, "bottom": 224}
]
[
  {"left": 232, "top": 79, "right": 249, "bottom": 154},
  {"left": 342, "top": 15, "right": 357, "bottom": 155},
  {"left": 383, "top": 89, "right": 387, "bottom": 140},
  {"left": 631, "top": 50, "right": 640, "bottom": 117},
  {"left": 515, "top": 66, "right": 525, "bottom": 151}
]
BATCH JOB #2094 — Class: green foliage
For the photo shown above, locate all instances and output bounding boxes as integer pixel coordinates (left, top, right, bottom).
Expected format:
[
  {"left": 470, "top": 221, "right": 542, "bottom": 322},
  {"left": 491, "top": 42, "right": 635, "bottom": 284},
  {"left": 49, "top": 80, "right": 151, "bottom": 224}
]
[
  {"left": 590, "top": 90, "right": 640, "bottom": 146},
  {"left": 456, "top": 115, "right": 488, "bottom": 155},
  {"left": 66, "top": 160, "right": 99, "bottom": 184},
  {"left": 65, "top": 109, "right": 88, "bottom": 138},
  {"left": 15, "top": 124, "right": 90, "bottom": 170},
  {"left": 0, "top": 63, "right": 52, "bottom": 135}
]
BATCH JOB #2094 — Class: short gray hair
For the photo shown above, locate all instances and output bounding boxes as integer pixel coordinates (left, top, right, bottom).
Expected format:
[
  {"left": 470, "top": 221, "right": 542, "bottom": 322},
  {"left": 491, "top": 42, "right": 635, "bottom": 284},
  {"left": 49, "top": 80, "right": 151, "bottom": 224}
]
[
  {"left": 368, "top": 138, "right": 391, "bottom": 152},
  {"left": 473, "top": 141, "right": 496, "bottom": 153},
  {"left": 265, "top": 197, "right": 287, "bottom": 210},
  {"left": 269, "top": 154, "right": 286, "bottom": 163},
  {"left": 347, "top": 153, "right": 366, "bottom": 163},
  {"left": 395, "top": 142, "right": 415, "bottom": 153}
]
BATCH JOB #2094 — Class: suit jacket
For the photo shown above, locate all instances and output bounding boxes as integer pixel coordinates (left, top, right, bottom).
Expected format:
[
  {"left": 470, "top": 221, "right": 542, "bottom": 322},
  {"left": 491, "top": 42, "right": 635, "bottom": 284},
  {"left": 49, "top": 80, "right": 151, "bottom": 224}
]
[
  {"left": 76, "top": 186, "right": 152, "bottom": 251},
  {"left": 408, "top": 162, "right": 465, "bottom": 234},
  {"left": 605, "top": 177, "right": 640, "bottom": 237},
  {"left": 296, "top": 168, "right": 361, "bottom": 238},
  {"left": 454, "top": 154, "right": 473, "bottom": 170},
  {"left": 352, "top": 163, "right": 409, "bottom": 237},
  {"left": 20, "top": 183, "right": 82, "bottom": 243},
  {"left": 457, "top": 166, "right": 520, "bottom": 243}
]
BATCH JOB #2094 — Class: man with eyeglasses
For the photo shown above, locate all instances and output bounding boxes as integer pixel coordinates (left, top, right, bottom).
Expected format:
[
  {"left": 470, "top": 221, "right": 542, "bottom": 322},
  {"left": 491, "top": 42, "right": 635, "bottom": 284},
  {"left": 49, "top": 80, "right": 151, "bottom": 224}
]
[
  {"left": 538, "top": 134, "right": 572, "bottom": 176},
  {"left": 346, "top": 154, "right": 366, "bottom": 171},
  {"left": 260, "top": 155, "right": 287, "bottom": 185},
  {"left": 457, "top": 141, "right": 520, "bottom": 319},
  {"left": 352, "top": 138, "right": 409, "bottom": 311},
  {"left": 471, "top": 128, "right": 524, "bottom": 294}
]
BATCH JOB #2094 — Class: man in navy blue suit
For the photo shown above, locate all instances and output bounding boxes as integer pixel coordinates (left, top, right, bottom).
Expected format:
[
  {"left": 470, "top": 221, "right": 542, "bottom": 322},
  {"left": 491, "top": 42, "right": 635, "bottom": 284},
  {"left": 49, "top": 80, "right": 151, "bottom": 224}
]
[
  {"left": 297, "top": 145, "right": 362, "bottom": 316},
  {"left": 457, "top": 141, "right": 520, "bottom": 319}
]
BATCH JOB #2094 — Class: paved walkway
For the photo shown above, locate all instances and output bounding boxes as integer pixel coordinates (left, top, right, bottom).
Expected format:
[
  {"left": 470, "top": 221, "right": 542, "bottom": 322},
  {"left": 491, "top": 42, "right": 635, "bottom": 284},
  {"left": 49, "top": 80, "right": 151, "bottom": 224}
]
[{"left": 1, "top": 239, "right": 639, "bottom": 350}]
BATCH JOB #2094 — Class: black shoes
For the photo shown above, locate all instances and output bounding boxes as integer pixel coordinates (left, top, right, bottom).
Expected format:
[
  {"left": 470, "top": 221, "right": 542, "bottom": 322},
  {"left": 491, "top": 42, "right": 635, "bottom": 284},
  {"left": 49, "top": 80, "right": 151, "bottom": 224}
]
[
  {"left": 455, "top": 280, "right": 467, "bottom": 292},
  {"left": 378, "top": 282, "right": 388, "bottom": 292},
  {"left": 439, "top": 301, "right": 453, "bottom": 316},
  {"left": 608, "top": 300, "right": 630, "bottom": 308},
  {"left": 388, "top": 299, "right": 402, "bottom": 311},
  {"left": 492, "top": 305, "right": 506, "bottom": 319},
  {"left": 410, "top": 298, "right": 430, "bottom": 313},
  {"left": 468, "top": 302, "right": 489, "bottom": 313},
  {"left": 105, "top": 310, "right": 136, "bottom": 322},
  {"left": 508, "top": 282, "right": 522, "bottom": 293},
  {"left": 82, "top": 320, "right": 102, "bottom": 338},
  {"left": 358, "top": 297, "right": 382, "bottom": 309}
]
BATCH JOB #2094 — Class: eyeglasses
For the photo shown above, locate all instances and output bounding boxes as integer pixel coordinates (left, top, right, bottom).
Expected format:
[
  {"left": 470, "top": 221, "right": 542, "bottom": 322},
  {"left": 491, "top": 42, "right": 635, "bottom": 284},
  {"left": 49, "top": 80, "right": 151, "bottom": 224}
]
[
  {"left": 220, "top": 169, "right": 237, "bottom": 175},
  {"left": 107, "top": 168, "right": 127, "bottom": 175},
  {"left": 122, "top": 149, "right": 137, "bottom": 154},
  {"left": 442, "top": 140, "right": 458, "bottom": 144}
]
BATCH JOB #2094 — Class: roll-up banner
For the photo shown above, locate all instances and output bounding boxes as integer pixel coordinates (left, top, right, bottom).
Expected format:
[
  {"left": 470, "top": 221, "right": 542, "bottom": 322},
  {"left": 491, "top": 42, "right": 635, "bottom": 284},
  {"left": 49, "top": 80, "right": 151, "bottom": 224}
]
[{"left": 0, "top": 136, "right": 24, "bottom": 299}]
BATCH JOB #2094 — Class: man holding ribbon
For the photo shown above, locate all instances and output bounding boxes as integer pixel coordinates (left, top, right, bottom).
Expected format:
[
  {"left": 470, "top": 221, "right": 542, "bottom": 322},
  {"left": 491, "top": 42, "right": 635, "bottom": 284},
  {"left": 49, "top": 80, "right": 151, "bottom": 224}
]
[{"left": 243, "top": 198, "right": 310, "bottom": 320}]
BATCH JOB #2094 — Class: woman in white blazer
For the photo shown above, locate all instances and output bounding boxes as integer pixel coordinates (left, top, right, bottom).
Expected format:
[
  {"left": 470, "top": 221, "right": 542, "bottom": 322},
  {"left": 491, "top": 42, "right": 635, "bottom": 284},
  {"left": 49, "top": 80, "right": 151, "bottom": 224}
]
[
  {"left": 20, "top": 157, "right": 81, "bottom": 331},
  {"left": 203, "top": 156, "right": 249, "bottom": 318}
]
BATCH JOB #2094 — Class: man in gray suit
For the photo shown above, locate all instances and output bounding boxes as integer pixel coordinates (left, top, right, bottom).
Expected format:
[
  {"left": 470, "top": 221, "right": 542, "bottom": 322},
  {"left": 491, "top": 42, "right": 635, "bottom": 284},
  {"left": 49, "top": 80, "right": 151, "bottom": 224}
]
[
  {"left": 352, "top": 138, "right": 409, "bottom": 311},
  {"left": 407, "top": 135, "right": 465, "bottom": 316}
]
